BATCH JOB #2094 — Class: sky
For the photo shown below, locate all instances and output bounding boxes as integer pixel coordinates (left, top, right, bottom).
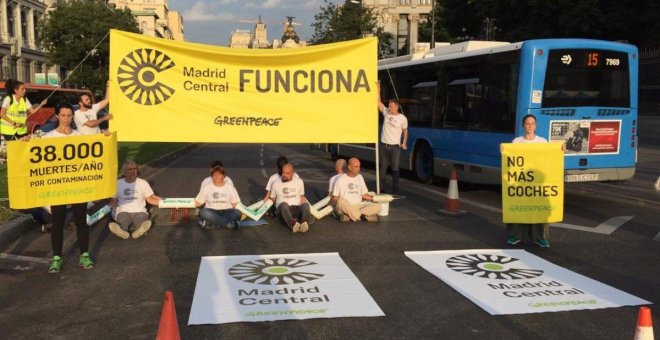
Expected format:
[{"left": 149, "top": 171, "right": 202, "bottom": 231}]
[{"left": 168, "top": 0, "right": 324, "bottom": 46}]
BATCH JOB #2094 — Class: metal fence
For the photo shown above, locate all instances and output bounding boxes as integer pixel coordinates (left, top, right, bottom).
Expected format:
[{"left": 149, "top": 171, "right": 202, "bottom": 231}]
[{"left": 640, "top": 47, "right": 660, "bottom": 116}]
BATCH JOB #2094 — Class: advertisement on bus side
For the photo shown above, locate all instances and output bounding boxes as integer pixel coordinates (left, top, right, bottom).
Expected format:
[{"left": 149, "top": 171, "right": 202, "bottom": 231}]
[{"left": 549, "top": 120, "right": 621, "bottom": 155}]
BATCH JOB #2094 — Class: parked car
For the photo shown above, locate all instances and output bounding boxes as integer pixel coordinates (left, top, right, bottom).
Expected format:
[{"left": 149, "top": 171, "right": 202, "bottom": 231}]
[{"left": 0, "top": 81, "right": 93, "bottom": 134}]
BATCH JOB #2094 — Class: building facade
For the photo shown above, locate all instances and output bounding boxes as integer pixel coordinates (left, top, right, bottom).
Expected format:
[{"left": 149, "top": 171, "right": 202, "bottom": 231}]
[
  {"left": 108, "top": 0, "right": 184, "bottom": 41},
  {"left": 361, "top": 0, "right": 432, "bottom": 55},
  {"left": 0, "top": 0, "right": 50, "bottom": 82}
]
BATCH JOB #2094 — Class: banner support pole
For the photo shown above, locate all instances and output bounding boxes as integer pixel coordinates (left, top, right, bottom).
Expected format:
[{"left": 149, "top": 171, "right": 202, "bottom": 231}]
[{"left": 375, "top": 142, "right": 380, "bottom": 194}]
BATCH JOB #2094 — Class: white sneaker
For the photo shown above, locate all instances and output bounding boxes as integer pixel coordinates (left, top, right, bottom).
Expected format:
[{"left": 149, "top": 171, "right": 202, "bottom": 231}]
[
  {"left": 300, "top": 221, "right": 309, "bottom": 233},
  {"left": 292, "top": 222, "right": 301, "bottom": 233},
  {"left": 132, "top": 220, "right": 152, "bottom": 239},
  {"left": 109, "top": 222, "right": 129, "bottom": 239}
]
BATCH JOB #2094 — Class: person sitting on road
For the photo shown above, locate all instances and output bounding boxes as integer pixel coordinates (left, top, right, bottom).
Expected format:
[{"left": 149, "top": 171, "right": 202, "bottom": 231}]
[
  {"left": 309, "top": 158, "right": 346, "bottom": 217},
  {"left": 200, "top": 160, "right": 234, "bottom": 190},
  {"left": 263, "top": 155, "right": 300, "bottom": 202},
  {"left": 331, "top": 158, "right": 380, "bottom": 222},
  {"left": 329, "top": 158, "right": 347, "bottom": 195},
  {"left": 194, "top": 166, "right": 242, "bottom": 230},
  {"left": 108, "top": 160, "right": 162, "bottom": 240},
  {"left": 270, "top": 163, "right": 311, "bottom": 233}
]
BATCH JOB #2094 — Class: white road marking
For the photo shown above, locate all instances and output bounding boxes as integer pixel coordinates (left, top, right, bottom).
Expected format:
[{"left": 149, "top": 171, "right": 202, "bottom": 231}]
[
  {"left": 653, "top": 231, "right": 660, "bottom": 241},
  {"left": 551, "top": 216, "right": 634, "bottom": 234},
  {"left": 0, "top": 253, "right": 50, "bottom": 265},
  {"left": 415, "top": 185, "right": 502, "bottom": 214},
  {"left": 410, "top": 180, "right": 637, "bottom": 235}
]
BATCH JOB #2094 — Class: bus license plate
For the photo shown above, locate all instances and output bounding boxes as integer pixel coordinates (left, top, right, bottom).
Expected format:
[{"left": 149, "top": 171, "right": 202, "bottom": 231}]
[{"left": 565, "top": 173, "right": 599, "bottom": 182}]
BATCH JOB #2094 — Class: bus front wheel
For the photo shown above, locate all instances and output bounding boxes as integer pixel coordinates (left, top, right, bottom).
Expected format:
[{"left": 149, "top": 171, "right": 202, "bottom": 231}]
[{"left": 413, "top": 144, "right": 434, "bottom": 184}]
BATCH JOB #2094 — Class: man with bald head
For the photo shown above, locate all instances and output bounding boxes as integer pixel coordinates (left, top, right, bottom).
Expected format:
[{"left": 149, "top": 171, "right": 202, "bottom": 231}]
[
  {"left": 328, "top": 158, "right": 346, "bottom": 194},
  {"left": 270, "top": 163, "right": 311, "bottom": 233},
  {"left": 331, "top": 158, "right": 380, "bottom": 222}
]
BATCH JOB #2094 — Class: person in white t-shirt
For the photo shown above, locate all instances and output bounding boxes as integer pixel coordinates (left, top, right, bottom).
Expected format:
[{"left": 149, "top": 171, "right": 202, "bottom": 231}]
[
  {"left": 503, "top": 114, "right": 552, "bottom": 248},
  {"left": 200, "top": 160, "right": 233, "bottom": 190},
  {"left": 108, "top": 160, "right": 162, "bottom": 240},
  {"left": 328, "top": 158, "right": 347, "bottom": 194},
  {"left": 263, "top": 155, "right": 299, "bottom": 202},
  {"left": 74, "top": 81, "right": 112, "bottom": 135},
  {"left": 270, "top": 163, "right": 311, "bottom": 233},
  {"left": 194, "top": 166, "right": 242, "bottom": 230},
  {"left": 331, "top": 158, "right": 380, "bottom": 222},
  {"left": 42, "top": 103, "right": 92, "bottom": 273},
  {"left": 378, "top": 84, "right": 408, "bottom": 194}
]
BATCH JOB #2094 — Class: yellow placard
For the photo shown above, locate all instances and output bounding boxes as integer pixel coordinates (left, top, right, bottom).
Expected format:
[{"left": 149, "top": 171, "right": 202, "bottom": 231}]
[
  {"left": 7, "top": 133, "right": 118, "bottom": 209},
  {"left": 501, "top": 143, "right": 564, "bottom": 223},
  {"left": 109, "top": 30, "right": 378, "bottom": 143}
]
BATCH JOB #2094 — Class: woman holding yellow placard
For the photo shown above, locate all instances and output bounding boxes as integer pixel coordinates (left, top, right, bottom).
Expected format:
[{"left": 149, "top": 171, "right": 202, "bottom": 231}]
[
  {"left": 506, "top": 114, "right": 551, "bottom": 248},
  {"left": 42, "top": 103, "right": 94, "bottom": 273}
]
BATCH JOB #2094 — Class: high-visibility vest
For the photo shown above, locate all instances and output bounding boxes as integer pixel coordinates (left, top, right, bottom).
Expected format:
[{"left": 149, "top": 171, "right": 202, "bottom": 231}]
[{"left": 1, "top": 96, "right": 28, "bottom": 136}]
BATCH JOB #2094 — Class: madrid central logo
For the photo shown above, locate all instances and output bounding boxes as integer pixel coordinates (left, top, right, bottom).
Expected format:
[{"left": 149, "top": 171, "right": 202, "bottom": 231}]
[
  {"left": 228, "top": 258, "right": 325, "bottom": 285},
  {"left": 446, "top": 254, "right": 544, "bottom": 280},
  {"left": 117, "top": 49, "right": 176, "bottom": 105}
]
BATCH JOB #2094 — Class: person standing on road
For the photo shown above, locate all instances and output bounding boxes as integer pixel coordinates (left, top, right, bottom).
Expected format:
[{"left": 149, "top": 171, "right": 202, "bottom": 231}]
[
  {"left": 0, "top": 79, "right": 46, "bottom": 140},
  {"left": 331, "top": 158, "right": 380, "bottom": 222},
  {"left": 270, "top": 163, "right": 311, "bottom": 233},
  {"left": 194, "top": 166, "right": 242, "bottom": 230},
  {"left": 378, "top": 84, "right": 408, "bottom": 194},
  {"left": 74, "top": 81, "right": 112, "bottom": 135},
  {"left": 503, "top": 114, "right": 553, "bottom": 248},
  {"left": 108, "top": 160, "right": 162, "bottom": 240},
  {"left": 43, "top": 103, "right": 94, "bottom": 273}
]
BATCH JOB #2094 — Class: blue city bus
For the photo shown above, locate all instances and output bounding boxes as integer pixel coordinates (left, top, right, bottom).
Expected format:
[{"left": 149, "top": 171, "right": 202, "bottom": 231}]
[{"left": 326, "top": 39, "right": 638, "bottom": 184}]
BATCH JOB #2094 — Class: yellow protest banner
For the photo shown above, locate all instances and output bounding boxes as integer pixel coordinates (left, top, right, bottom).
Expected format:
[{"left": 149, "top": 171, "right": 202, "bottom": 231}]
[
  {"left": 7, "top": 133, "right": 118, "bottom": 209},
  {"left": 109, "top": 30, "right": 378, "bottom": 143},
  {"left": 501, "top": 143, "right": 564, "bottom": 223}
]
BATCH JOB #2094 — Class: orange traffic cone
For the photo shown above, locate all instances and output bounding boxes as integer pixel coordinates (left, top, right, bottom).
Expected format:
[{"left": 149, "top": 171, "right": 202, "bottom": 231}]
[
  {"left": 634, "top": 306, "right": 654, "bottom": 340},
  {"left": 156, "top": 291, "right": 181, "bottom": 340},
  {"left": 437, "top": 168, "right": 467, "bottom": 216}
]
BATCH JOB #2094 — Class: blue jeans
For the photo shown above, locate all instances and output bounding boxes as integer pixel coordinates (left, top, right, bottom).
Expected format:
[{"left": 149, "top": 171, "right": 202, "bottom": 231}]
[{"left": 199, "top": 208, "right": 241, "bottom": 228}]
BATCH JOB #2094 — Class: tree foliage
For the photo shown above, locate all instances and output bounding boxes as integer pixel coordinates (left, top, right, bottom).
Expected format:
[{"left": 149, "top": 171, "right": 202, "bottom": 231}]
[
  {"left": 437, "top": 0, "right": 660, "bottom": 48},
  {"left": 311, "top": 0, "right": 394, "bottom": 58},
  {"left": 40, "top": 0, "right": 139, "bottom": 95}
]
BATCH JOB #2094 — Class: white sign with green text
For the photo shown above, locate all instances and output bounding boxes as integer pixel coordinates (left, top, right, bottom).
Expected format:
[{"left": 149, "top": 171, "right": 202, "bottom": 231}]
[
  {"left": 405, "top": 249, "right": 650, "bottom": 315},
  {"left": 188, "top": 253, "right": 385, "bottom": 324}
]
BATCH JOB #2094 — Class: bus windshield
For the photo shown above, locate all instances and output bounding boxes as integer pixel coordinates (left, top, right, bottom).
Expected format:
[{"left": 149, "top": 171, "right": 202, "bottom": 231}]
[{"left": 543, "top": 49, "right": 629, "bottom": 108}]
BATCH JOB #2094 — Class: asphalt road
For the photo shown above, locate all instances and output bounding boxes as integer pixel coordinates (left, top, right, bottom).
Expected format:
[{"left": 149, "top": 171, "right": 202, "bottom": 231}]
[{"left": 0, "top": 143, "right": 658, "bottom": 339}]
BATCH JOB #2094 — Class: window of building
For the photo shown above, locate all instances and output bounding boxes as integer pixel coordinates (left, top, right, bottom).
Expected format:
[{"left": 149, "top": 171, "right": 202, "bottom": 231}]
[
  {"left": 34, "top": 13, "right": 40, "bottom": 42},
  {"left": 419, "top": 0, "right": 431, "bottom": 4},
  {"left": 21, "top": 10, "right": 27, "bottom": 42},
  {"left": 23, "top": 60, "right": 31, "bottom": 83},
  {"left": 399, "top": 0, "right": 411, "bottom": 4},
  {"left": 7, "top": 5, "right": 14, "bottom": 38},
  {"left": 397, "top": 15, "right": 409, "bottom": 56}
]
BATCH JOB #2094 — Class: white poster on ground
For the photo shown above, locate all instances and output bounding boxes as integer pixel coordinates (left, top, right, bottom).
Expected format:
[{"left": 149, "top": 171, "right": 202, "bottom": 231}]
[
  {"left": 405, "top": 249, "right": 651, "bottom": 315},
  {"left": 188, "top": 253, "right": 385, "bottom": 324}
]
